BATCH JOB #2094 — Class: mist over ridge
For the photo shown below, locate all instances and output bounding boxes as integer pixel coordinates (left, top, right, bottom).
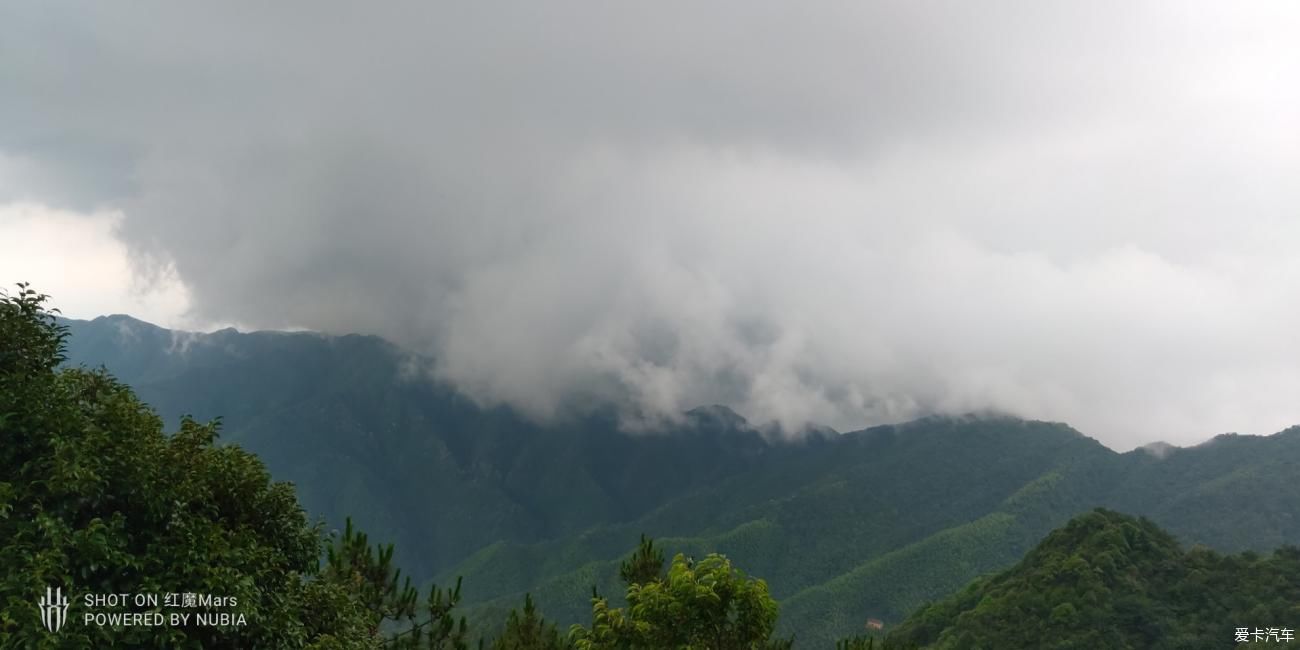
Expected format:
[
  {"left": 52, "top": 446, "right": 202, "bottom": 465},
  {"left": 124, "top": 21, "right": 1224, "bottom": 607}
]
[
  {"left": 4, "top": 2, "right": 1300, "bottom": 449},
  {"left": 65, "top": 313, "right": 1300, "bottom": 455}
]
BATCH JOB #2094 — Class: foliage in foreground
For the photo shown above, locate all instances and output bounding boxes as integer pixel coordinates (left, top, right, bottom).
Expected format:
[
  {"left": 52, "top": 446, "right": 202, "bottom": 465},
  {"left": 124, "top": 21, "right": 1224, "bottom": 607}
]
[
  {"left": 488, "top": 594, "right": 569, "bottom": 650},
  {"left": 0, "top": 285, "right": 465, "bottom": 648},
  {"left": 570, "top": 534, "right": 790, "bottom": 650}
]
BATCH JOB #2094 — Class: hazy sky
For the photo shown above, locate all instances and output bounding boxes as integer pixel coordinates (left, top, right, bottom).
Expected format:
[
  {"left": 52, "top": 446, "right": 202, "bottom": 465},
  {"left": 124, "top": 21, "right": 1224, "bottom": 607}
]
[{"left": 3, "top": 2, "right": 1299, "bottom": 449}]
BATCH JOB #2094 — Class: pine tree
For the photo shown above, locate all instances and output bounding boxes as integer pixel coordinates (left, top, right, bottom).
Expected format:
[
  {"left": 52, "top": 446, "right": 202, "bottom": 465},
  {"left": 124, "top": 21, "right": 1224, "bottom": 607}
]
[
  {"left": 489, "top": 594, "right": 570, "bottom": 650},
  {"left": 617, "top": 534, "right": 664, "bottom": 587}
]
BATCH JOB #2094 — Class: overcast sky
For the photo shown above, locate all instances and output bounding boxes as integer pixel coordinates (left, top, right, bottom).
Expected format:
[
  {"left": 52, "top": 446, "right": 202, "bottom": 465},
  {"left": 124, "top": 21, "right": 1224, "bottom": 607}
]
[{"left": 3, "top": 2, "right": 1299, "bottom": 449}]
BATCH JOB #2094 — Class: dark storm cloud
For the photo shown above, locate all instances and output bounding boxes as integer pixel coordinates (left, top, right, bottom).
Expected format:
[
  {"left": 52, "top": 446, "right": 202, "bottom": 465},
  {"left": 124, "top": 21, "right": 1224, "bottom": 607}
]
[{"left": 3, "top": 1, "right": 1299, "bottom": 448}]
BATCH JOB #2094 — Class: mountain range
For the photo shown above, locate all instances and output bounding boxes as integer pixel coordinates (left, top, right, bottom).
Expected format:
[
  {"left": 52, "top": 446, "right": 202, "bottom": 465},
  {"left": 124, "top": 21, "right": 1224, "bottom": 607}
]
[{"left": 61, "top": 315, "right": 1300, "bottom": 646}]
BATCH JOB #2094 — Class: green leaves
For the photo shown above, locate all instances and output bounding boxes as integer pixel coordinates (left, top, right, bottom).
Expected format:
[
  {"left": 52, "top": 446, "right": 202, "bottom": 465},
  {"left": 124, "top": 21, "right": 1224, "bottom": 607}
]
[
  {"left": 571, "top": 543, "right": 785, "bottom": 650},
  {"left": 618, "top": 535, "right": 664, "bottom": 588},
  {"left": 0, "top": 285, "right": 408, "bottom": 648}
]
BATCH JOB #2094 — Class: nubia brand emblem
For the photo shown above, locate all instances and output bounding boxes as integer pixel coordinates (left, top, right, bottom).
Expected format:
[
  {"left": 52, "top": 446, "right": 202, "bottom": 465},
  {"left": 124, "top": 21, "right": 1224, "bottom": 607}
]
[{"left": 39, "top": 587, "right": 70, "bottom": 633}]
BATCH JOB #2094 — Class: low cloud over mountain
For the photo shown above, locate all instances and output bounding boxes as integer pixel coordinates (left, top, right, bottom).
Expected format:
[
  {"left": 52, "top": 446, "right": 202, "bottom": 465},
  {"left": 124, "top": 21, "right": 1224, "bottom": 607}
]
[{"left": 3, "top": 2, "right": 1300, "bottom": 447}]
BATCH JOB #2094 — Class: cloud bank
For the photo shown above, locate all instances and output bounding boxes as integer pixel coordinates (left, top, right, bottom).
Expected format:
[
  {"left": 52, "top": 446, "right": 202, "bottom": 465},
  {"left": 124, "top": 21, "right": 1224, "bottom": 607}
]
[
  {"left": 3, "top": 1, "right": 1299, "bottom": 448},
  {"left": 0, "top": 202, "right": 190, "bottom": 327}
]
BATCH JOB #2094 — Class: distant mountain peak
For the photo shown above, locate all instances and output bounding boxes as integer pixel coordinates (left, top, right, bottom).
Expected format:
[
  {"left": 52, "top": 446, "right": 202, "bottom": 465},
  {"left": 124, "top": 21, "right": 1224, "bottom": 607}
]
[
  {"left": 1138, "top": 440, "right": 1177, "bottom": 459},
  {"left": 95, "top": 313, "right": 148, "bottom": 323},
  {"left": 78, "top": 313, "right": 167, "bottom": 345},
  {"left": 683, "top": 404, "right": 750, "bottom": 430},
  {"left": 685, "top": 403, "right": 746, "bottom": 422},
  {"left": 92, "top": 313, "right": 162, "bottom": 330}
]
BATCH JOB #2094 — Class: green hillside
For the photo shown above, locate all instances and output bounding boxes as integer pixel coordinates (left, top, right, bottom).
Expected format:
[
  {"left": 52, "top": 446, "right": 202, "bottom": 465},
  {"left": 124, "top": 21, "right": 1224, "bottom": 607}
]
[
  {"left": 886, "top": 509, "right": 1300, "bottom": 649},
  {"left": 446, "top": 423, "right": 1300, "bottom": 644},
  {"left": 447, "top": 418, "right": 1116, "bottom": 641}
]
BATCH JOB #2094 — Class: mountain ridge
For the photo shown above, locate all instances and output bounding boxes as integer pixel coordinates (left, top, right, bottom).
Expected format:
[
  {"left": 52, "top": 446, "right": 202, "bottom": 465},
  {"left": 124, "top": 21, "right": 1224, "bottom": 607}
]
[
  {"left": 57, "top": 314, "right": 1300, "bottom": 646},
  {"left": 62, "top": 313, "right": 1239, "bottom": 453}
]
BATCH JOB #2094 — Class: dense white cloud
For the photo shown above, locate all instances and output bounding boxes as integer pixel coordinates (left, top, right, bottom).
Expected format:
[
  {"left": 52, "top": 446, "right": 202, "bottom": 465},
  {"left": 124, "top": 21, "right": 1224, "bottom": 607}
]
[{"left": 2, "top": 1, "right": 1299, "bottom": 448}]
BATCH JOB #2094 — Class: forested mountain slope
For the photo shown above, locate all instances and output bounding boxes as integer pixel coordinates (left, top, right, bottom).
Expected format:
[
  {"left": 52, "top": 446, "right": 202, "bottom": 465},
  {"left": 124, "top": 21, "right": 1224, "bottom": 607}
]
[
  {"left": 450, "top": 422, "right": 1300, "bottom": 645},
  {"left": 885, "top": 509, "right": 1300, "bottom": 649},
  {"left": 61, "top": 315, "right": 1300, "bottom": 646},
  {"left": 62, "top": 316, "right": 786, "bottom": 579}
]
